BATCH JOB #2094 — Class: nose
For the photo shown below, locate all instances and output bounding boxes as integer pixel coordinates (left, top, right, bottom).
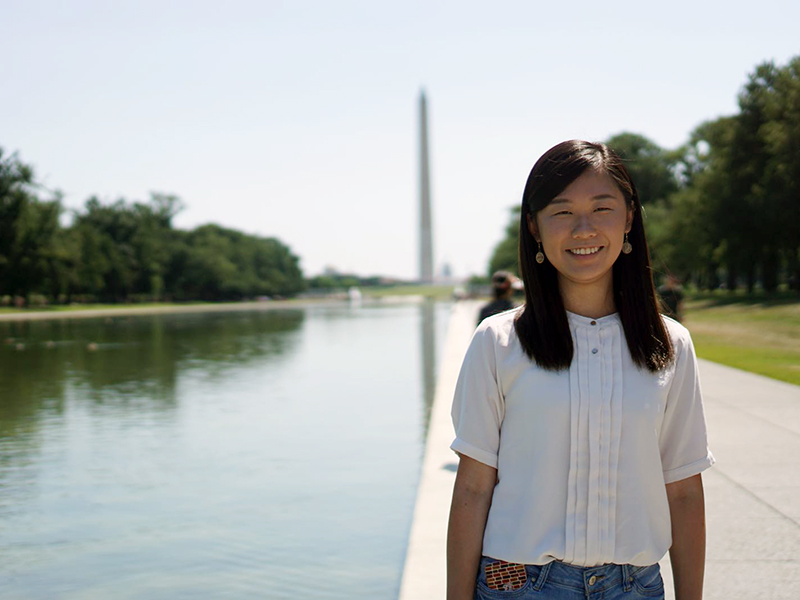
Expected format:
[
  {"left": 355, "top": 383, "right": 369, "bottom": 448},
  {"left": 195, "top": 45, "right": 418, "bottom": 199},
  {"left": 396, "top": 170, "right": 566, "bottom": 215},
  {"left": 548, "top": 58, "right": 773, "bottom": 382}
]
[{"left": 571, "top": 215, "right": 597, "bottom": 239}]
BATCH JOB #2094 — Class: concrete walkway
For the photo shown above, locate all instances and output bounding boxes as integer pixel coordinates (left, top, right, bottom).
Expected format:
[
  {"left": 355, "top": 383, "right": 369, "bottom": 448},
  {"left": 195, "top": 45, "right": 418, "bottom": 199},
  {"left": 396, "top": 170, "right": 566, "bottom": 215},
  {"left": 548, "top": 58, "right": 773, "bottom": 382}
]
[{"left": 399, "top": 301, "right": 800, "bottom": 600}]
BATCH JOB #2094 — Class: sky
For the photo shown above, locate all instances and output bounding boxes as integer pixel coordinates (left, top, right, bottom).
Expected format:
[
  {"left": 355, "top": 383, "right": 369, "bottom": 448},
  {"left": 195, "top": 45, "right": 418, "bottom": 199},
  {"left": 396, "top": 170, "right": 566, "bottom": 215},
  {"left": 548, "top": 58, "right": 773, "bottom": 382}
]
[{"left": 2, "top": 1, "right": 798, "bottom": 280}]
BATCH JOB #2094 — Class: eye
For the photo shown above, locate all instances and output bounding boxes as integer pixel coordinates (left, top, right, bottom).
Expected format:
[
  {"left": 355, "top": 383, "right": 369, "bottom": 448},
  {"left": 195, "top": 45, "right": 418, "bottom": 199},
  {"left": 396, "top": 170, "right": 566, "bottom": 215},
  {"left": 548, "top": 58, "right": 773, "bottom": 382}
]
[
  {"left": 594, "top": 206, "right": 613, "bottom": 212},
  {"left": 553, "top": 210, "right": 571, "bottom": 216}
]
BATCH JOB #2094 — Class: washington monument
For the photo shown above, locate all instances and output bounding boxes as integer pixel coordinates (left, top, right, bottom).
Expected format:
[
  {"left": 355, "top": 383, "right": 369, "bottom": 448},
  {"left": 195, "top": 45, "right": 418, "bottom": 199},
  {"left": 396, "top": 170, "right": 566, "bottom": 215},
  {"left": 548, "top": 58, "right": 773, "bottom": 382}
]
[{"left": 418, "top": 90, "right": 433, "bottom": 284}]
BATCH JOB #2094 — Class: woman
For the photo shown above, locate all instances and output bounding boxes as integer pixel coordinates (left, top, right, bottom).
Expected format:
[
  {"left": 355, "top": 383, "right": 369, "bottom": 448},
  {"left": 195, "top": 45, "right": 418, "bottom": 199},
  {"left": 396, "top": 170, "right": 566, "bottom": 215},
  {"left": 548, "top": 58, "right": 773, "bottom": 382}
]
[{"left": 447, "top": 140, "right": 714, "bottom": 600}]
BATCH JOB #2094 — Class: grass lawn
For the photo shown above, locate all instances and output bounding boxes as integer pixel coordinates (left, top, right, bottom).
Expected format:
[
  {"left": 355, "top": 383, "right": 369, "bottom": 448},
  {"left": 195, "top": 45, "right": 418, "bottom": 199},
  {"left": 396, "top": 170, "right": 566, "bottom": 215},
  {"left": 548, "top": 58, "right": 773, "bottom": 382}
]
[
  {"left": 0, "top": 289, "right": 456, "bottom": 318},
  {"left": 0, "top": 298, "right": 319, "bottom": 317},
  {"left": 0, "top": 286, "right": 458, "bottom": 314},
  {"left": 682, "top": 292, "right": 800, "bottom": 386},
  {"left": 0, "top": 302, "right": 195, "bottom": 314},
  {"left": 363, "top": 284, "right": 456, "bottom": 300}
]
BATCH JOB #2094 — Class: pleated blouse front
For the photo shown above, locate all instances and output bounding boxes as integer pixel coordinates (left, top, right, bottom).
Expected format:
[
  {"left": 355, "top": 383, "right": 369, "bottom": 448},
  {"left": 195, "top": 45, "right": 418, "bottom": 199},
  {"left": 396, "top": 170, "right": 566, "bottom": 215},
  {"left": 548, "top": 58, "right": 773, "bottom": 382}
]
[
  {"left": 450, "top": 308, "right": 714, "bottom": 567},
  {"left": 564, "top": 311, "right": 624, "bottom": 566}
]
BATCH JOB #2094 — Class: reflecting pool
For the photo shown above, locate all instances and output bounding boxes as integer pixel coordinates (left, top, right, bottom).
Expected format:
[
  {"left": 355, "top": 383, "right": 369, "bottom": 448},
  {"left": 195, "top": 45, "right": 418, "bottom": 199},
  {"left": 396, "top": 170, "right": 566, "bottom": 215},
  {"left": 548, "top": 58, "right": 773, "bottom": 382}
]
[{"left": 0, "top": 300, "right": 452, "bottom": 599}]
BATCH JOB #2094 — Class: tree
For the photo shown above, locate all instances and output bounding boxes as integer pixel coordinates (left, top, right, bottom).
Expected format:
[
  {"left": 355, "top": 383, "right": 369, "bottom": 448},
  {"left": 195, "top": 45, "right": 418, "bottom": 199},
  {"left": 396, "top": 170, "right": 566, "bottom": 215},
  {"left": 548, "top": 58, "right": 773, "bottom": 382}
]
[
  {"left": 0, "top": 148, "right": 63, "bottom": 303},
  {"left": 605, "top": 133, "right": 679, "bottom": 206},
  {"left": 654, "top": 117, "right": 738, "bottom": 288},
  {"left": 169, "top": 224, "right": 304, "bottom": 301},
  {"left": 45, "top": 226, "right": 82, "bottom": 302},
  {"left": 1, "top": 148, "right": 305, "bottom": 303},
  {"left": 753, "top": 57, "right": 800, "bottom": 289},
  {"left": 694, "top": 58, "right": 800, "bottom": 292},
  {"left": 488, "top": 207, "right": 520, "bottom": 276},
  {"left": 130, "top": 194, "right": 183, "bottom": 299},
  {"left": 73, "top": 198, "right": 139, "bottom": 300}
]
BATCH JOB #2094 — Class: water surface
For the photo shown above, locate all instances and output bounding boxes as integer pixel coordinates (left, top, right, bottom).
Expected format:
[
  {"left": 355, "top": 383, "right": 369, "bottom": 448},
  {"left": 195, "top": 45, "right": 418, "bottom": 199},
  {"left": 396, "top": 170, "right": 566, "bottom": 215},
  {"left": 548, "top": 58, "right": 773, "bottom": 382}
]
[{"left": 0, "top": 300, "right": 451, "bottom": 599}]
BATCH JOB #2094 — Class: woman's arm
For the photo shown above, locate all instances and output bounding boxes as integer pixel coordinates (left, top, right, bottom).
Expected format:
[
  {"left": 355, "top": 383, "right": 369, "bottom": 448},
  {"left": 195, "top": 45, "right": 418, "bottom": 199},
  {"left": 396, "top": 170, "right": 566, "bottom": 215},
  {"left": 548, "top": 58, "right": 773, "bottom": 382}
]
[
  {"left": 666, "top": 473, "right": 706, "bottom": 600},
  {"left": 447, "top": 454, "right": 497, "bottom": 600}
]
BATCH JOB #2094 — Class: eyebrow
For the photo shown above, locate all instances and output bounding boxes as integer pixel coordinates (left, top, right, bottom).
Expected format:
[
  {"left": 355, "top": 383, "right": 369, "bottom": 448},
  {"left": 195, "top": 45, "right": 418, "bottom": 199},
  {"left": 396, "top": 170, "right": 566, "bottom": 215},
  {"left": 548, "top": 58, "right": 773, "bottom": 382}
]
[{"left": 549, "top": 193, "right": 619, "bottom": 205}]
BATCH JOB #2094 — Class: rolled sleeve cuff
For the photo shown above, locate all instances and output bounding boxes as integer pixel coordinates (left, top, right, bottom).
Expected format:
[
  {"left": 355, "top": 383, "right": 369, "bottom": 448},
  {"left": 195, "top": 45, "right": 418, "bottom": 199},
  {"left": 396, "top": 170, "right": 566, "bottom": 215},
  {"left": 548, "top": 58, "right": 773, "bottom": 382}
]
[
  {"left": 450, "top": 437, "right": 498, "bottom": 469},
  {"left": 663, "top": 451, "right": 716, "bottom": 484}
]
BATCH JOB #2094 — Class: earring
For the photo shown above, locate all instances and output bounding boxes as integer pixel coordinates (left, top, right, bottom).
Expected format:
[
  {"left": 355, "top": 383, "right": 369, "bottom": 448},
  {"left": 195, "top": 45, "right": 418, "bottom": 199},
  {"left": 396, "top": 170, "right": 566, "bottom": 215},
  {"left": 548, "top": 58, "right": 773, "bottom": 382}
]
[
  {"left": 622, "top": 233, "right": 632, "bottom": 255},
  {"left": 535, "top": 241, "right": 545, "bottom": 264}
]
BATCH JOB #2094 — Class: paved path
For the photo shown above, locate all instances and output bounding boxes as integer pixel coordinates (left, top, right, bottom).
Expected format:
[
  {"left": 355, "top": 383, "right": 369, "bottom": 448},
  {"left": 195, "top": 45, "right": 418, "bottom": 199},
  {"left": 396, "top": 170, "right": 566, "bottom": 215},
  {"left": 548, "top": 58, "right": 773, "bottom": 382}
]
[{"left": 399, "top": 301, "right": 800, "bottom": 600}]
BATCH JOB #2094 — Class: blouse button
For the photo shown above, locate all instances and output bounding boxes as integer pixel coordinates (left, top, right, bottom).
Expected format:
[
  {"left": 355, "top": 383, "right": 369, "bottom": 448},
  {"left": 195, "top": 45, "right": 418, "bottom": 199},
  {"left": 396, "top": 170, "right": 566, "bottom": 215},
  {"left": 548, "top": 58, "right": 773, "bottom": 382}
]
[
  {"left": 591, "top": 348, "right": 598, "bottom": 354},
  {"left": 590, "top": 320, "right": 597, "bottom": 326}
]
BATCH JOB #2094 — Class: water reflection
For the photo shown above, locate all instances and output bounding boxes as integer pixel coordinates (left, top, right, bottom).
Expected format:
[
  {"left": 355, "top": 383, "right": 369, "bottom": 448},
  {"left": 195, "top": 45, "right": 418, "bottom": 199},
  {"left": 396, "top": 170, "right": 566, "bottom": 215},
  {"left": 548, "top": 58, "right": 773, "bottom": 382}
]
[
  {"left": 0, "top": 303, "right": 450, "bottom": 599},
  {"left": 0, "top": 309, "right": 304, "bottom": 421},
  {"left": 419, "top": 298, "right": 437, "bottom": 437},
  {"left": 0, "top": 311, "right": 305, "bottom": 501}
]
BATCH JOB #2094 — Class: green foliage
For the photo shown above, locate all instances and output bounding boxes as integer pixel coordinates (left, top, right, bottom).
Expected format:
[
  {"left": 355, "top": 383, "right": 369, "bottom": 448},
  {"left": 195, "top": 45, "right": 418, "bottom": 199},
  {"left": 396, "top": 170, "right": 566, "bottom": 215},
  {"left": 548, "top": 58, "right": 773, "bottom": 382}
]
[
  {"left": 605, "top": 132, "right": 679, "bottom": 205},
  {"left": 171, "top": 224, "right": 304, "bottom": 300},
  {"left": 0, "top": 150, "right": 304, "bottom": 304},
  {"left": 306, "top": 273, "right": 380, "bottom": 291},
  {"left": 468, "top": 274, "right": 490, "bottom": 286},
  {"left": 488, "top": 207, "right": 520, "bottom": 276},
  {"left": 0, "top": 149, "right": 63, "bottom": 304},
  {"left": 670, "top": 57, "right": 800, "bottom": 291}
]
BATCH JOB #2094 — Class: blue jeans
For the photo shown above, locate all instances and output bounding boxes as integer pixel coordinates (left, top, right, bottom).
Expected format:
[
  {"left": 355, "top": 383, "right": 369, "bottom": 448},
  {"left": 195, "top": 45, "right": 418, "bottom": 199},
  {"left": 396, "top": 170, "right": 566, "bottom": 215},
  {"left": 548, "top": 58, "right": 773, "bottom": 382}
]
[{"left": 475, "top": 556, "right": 665, "bottom": 599}]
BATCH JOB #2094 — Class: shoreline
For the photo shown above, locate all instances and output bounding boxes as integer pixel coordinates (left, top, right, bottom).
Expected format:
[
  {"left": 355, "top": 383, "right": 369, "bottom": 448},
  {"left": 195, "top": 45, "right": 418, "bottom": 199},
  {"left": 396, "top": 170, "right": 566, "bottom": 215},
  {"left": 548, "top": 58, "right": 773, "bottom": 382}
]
[{"left": 0, "top": 295, "right": 434, "bottom": 322}]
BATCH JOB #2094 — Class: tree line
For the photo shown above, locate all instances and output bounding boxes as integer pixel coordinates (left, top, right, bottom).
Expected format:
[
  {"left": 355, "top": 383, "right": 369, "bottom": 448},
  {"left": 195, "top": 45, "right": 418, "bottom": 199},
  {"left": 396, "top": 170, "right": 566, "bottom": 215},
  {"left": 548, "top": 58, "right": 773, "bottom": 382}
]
[
  {"left": 0, "top": 150, "right": 304, "bottom": 305},
  {"left": 490, "top": 56, "right": 800, "bottom": 292}
]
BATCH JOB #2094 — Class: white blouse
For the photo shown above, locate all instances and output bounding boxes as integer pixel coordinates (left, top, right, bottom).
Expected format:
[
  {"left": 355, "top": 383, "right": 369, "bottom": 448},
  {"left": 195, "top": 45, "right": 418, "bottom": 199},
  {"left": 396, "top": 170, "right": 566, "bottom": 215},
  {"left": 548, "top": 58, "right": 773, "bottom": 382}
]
[{"left": 451, "top": 308, "right": 714, "bottom": 567}]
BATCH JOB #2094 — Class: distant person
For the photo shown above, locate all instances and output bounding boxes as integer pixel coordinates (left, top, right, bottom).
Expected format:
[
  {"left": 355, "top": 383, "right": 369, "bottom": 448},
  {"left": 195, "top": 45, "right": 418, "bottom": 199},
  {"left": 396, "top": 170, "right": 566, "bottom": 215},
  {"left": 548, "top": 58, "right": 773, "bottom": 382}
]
[
  {"left": 477, "top": 271, "right": 517, "bottom": 325},
  {"left": 448, "top": 140, "right": 714, "bottom": 600},
  {"left": 658, "top": 275, "right": 685, "bottom": 322}
]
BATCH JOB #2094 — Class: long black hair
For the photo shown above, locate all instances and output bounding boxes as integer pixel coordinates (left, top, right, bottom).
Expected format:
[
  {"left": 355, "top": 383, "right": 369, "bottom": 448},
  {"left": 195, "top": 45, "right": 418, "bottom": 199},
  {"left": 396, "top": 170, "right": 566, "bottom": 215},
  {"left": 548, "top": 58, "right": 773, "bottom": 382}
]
[{"left": 515, "top": 140, "right": 673, "bottom": 372}]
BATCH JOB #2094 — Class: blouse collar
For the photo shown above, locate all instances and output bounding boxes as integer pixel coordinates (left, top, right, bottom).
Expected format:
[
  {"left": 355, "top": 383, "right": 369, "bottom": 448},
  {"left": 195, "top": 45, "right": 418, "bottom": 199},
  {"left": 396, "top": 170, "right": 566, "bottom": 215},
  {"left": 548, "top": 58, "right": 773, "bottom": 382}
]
[{"left": 566, "top": 310, "right": 621, "bottom": 329}]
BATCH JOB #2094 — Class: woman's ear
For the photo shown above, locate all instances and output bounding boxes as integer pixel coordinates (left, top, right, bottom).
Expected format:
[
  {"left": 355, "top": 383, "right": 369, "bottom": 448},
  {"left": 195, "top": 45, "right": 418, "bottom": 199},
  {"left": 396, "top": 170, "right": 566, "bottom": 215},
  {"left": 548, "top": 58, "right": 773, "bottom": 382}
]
[
  {"left": 625, "top": 205, "right": 634, "bottom": 234},
  {"left": 526, "top": 214, "right": 540, "bottom": 242}
]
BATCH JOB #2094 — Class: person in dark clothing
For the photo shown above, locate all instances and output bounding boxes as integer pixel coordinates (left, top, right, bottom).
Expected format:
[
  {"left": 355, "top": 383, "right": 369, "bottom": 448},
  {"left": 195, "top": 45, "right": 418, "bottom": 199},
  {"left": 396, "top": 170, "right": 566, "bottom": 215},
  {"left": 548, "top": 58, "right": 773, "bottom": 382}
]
[
  {"left": 657, "top": 275, "right": 684, "bottom": 322},
  {"left": 478, "top": 271, "right": 517, "bottom": 324}
]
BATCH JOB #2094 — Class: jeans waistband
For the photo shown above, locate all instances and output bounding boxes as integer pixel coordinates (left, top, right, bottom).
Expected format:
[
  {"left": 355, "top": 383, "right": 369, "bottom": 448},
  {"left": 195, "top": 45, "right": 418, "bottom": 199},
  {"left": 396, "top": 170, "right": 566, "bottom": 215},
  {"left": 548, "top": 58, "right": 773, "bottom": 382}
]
[{"left": 528, "top": 560, "right": 650, "bottom": 594}]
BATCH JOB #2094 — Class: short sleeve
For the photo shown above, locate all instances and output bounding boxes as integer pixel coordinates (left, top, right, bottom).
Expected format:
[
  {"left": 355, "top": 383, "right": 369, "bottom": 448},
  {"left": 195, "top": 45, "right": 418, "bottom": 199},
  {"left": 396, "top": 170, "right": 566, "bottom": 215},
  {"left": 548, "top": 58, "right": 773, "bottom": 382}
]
[
  {"left": 659, "top": 330, "right": 715, "bottom": 484},
  {"left": 450, "top": 323, "right": 504, "bottom": 468}
]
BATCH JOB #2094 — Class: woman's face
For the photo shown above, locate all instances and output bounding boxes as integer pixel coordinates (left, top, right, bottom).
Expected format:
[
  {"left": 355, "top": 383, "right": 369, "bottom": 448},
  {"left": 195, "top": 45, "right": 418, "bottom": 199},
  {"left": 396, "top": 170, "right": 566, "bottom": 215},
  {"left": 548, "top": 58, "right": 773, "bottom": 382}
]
[{"left": 528, "top": 168, "right": 633, "bottom": 295}]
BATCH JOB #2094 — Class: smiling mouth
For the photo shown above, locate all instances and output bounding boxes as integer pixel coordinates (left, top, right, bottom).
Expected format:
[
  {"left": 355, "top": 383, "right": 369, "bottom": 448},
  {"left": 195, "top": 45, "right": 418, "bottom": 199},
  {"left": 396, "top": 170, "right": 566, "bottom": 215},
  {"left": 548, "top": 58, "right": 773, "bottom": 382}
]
[{"left": 567, "top": 246, "right": 602, "bottom": 256}]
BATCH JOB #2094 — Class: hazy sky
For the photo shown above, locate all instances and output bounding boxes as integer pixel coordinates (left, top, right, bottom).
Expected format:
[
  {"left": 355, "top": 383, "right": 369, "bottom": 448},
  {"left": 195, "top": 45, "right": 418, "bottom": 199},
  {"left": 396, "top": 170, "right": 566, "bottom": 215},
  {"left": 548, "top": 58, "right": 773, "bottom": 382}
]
[{"left": 2, "top": 1, "right": 798, "bottom": 280}]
